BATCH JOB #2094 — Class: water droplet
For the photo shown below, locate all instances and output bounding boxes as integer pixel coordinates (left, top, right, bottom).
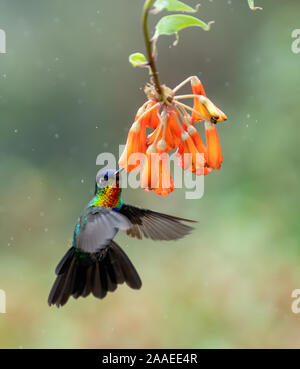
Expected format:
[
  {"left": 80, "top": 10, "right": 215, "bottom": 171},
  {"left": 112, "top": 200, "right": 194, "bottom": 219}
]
[
  {"left": 14, "top": 129, "right": 18, "bottom": 133},
  {"left": 81, "top": 179, "right": 84, "bottom": 183},
  {"left": 40, "top": 211, "right": 45, "bottom": 217},
  {"left": 54, "top": 133, "right": 59, "bottom": 139},
  {"left": 44, "top": 228, "right": 48, "bottom": 232}
]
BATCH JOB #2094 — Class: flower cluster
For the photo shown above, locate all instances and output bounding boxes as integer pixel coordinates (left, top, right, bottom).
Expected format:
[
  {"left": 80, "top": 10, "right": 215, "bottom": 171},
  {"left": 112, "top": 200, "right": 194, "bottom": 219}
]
[{"left": 119, "top": 76, "right": 227, "bottom": 196}]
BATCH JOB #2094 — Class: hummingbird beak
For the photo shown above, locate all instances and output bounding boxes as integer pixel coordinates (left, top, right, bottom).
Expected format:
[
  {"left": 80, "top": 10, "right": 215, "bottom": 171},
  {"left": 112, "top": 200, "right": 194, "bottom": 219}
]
[{"left": 114, "top": 168, "right": 124, "bottom": 179}]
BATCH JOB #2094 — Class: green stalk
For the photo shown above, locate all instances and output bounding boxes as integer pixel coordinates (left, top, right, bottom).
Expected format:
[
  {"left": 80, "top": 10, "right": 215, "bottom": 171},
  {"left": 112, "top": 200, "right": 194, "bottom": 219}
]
[{"left": 142, "top": 0, "right": 163, "bottom": 97}]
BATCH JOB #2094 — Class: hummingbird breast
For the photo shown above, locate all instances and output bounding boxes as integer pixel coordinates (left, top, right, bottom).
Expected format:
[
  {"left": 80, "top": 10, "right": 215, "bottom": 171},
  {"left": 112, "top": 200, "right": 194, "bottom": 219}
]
[{"left": 90, "top": 187, "right": 122, "bottom": 210}]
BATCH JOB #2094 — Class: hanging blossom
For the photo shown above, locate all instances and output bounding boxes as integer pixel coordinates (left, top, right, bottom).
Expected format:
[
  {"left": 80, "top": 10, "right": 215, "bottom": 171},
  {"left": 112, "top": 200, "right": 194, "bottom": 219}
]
[{"left": 119, "top": 76, "right": 227, "bottom": 196}]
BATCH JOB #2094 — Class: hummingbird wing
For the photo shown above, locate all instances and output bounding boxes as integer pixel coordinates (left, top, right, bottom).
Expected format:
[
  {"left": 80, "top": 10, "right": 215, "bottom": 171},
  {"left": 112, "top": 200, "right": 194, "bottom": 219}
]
[
  {"left": 76, "top": 207, "right": 131, "bottom": 253},
  {"left": 119, "top": 204, "right": 197, "bottom": 241}
]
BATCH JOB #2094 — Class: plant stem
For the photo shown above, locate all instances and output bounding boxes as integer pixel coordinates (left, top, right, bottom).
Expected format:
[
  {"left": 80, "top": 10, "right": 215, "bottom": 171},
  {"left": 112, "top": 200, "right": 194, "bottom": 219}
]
[{"left": 143, "top": 0, "right": 163, "bottom": 96}]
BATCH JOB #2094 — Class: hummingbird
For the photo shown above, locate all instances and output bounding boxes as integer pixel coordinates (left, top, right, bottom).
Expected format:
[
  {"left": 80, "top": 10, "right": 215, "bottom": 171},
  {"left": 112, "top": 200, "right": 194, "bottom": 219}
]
[{"left": 48, "top": 169, "right": 197, "bottom": 307}]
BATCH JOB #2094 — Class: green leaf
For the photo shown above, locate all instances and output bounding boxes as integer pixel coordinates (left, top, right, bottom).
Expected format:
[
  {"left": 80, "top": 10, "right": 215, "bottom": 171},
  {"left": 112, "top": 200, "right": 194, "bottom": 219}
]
[
  {"left": 247, "top": 0, "right": 263, "bottom": 10},
  {"left": 154, "top": 14, "right": 213, "bottom": 38},
  {"left": 129, "top": 53, "right": 147, "bottom": 67},
  {"left": 153, "top": 0, "right": 198, "bottom": 13}
]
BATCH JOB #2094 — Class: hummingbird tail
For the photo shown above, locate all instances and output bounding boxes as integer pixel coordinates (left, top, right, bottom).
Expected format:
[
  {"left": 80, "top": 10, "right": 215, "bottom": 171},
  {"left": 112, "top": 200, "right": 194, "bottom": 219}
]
[{"left": 48, "top": 241, "right": 142, "bottom": 307}]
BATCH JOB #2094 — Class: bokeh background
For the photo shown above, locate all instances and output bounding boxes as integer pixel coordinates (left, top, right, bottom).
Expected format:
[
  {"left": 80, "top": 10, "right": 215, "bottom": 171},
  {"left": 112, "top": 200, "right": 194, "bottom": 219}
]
[{"left": 1, "top": 0, "right": 300, "bottom": 348}]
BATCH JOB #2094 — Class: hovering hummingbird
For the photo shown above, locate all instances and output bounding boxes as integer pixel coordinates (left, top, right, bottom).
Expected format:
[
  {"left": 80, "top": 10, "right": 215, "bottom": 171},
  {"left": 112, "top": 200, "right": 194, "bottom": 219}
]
[{"left": 48, "top": 169, "right": 197, "bottom": 307}]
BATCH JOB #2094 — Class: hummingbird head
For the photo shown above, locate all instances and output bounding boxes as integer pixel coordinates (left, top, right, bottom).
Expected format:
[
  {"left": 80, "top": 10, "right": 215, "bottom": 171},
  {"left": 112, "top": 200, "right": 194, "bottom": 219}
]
[{"left": 95, "top": 168, "right": 123, "bottom": 192}]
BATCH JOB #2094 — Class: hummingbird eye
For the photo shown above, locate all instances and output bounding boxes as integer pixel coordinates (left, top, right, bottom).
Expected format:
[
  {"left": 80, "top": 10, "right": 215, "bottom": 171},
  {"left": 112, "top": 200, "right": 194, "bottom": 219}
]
[{"left": 103, "top": 174, "right": 108, "bottom": 181}]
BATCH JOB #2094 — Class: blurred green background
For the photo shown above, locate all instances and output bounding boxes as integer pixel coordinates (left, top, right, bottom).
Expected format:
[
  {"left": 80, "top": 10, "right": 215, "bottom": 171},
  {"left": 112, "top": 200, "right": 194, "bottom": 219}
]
[{"left": 1, "top": 0, "right": 300, "bottom": 348}]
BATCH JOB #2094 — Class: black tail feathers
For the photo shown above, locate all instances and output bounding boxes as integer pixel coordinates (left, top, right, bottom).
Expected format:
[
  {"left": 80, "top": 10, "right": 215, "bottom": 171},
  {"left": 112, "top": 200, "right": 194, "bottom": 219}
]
[{"left": 48, "top": 241, "right": 142, "bottom": 307}]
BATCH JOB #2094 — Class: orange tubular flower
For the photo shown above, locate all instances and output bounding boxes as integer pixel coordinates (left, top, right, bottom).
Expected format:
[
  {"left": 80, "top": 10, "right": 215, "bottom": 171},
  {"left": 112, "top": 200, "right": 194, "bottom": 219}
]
[
  {"left": 187, "top": 125, "right": 211, "bottom": 176},
  {"left": 187, "top": 125, "right": 206, "bottom": 155},
  {"left": 177, "top": 132, "right": 206, "bottom": 175},
  {"left": 205, "top": 120, "right": 223, "bottom": 170},
  {"left": 140, "top": 101, "right": 160, "bottom": 129},
  {"left": 154, "top": 153, "right": 174, "bottom": 196},
  {"left": 119, "top": 75, "right": 228, "bottom": 195},
  {"left": 141, "top": 148, "right": 157, "bottom": 191},
  {"left": 166, "top": 112, "right": 182, "bottom": 149},
  {"left": 119, "top": 120, "right": 147, "bottom": 172},
  {"left": 198, "top": 95, "right": 227, "bottom": 124},
  {"left": 141, "top": 148, "right": 174, "bottom": 196},
  {"left": 147, "top": 111, "right": 181, "bottom": 152},
  {"left": 191, "top": 76, "right": 227, "bottom": 124},
  {"left": 191, "top": 76, "right": 210, "bottom": 122}
]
